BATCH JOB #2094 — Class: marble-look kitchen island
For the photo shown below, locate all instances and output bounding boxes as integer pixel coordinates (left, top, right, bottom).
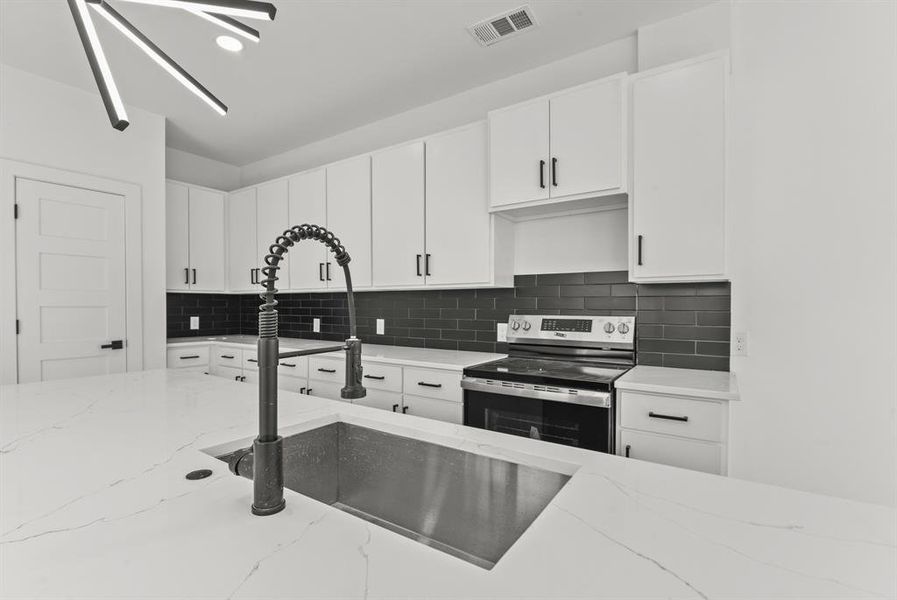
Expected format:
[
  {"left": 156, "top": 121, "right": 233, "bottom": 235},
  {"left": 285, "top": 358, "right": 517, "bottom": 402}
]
[{"left": 1, "top": 370, "right": 894, "bottom": 599}]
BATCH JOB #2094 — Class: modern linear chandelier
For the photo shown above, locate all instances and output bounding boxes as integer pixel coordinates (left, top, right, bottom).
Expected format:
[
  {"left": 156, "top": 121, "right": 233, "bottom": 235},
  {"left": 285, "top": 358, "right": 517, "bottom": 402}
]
[{"left": 67, "top": 0, "right": 277, "bottom": 131}]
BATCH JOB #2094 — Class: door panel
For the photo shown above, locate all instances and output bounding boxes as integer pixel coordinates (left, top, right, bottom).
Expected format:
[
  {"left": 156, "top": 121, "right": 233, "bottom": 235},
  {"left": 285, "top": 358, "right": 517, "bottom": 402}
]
[
  {"left": 489, "top": 100, "right": 550, "bottom": 207},
  {"left": 165, "top": 182, "right": 189, "bottom": 290},
  {"left": 15, "top": 179, "right": 127, "bottom": 383},
  {"left": 187, "top": 187, "right": 225, "bottom": 291},
  {"left": 550, "top": 78, "right": 624, "bottom": 198},
  {"left": 326, "top": 156, "right": 372, "bottom": 289},
  {"left": 426, "top": 123, "right": 491, "bottom": 286},
  {"left": 288, "top": 170, "right": 328, "bottom": 290},
  {"left": 256, "top": 179, "right": 290, "bottom": 290},
  {"left": 371, "top": 141, "right": 425, "bottom": 287},
  {"left": 226, "top": 188, "right": 257, "bottom": 291}
]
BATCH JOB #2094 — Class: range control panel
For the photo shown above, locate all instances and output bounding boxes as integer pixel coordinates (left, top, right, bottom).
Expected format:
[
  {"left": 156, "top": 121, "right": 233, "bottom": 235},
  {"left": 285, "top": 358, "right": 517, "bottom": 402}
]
[{"left": 507, "top": 315, "right": 635, "bottom": 348}]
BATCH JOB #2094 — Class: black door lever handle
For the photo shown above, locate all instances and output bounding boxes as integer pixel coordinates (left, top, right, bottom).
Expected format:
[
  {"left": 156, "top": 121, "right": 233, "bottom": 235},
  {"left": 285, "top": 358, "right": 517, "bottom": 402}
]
[{"left": 101, "top": 340, "right": 124, "bottom": 350}]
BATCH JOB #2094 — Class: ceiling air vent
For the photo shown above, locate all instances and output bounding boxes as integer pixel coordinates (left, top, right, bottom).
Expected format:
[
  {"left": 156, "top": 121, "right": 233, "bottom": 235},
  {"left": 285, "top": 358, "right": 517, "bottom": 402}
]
[{"left": 469, "top": 6, "right": 537, "bottom": 47}]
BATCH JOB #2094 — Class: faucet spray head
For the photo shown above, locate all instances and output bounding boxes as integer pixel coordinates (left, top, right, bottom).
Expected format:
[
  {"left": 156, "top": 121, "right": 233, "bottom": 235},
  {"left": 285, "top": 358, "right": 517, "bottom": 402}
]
[{"left": 341, "top": 337, "right": 366, "bottom": 400}]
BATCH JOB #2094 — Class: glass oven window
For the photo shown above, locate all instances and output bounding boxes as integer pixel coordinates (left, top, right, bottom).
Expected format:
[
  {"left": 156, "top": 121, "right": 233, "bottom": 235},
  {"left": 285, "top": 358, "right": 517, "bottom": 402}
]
[{"left": 485, "top": 408, "right": 582, "bottom": 447}]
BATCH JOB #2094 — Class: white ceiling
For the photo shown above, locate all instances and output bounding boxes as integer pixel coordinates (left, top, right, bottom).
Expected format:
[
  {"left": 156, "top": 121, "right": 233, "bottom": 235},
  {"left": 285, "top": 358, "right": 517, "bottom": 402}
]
[{"left": 0, "top": 0, "right": 710, "bottom": 166}]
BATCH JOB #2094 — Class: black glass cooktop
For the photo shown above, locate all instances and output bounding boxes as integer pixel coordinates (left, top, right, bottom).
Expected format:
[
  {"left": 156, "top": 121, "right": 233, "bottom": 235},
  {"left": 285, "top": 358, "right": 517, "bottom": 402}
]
[{"left": 463, "top": 357, "right": 629, "bottom": 390}]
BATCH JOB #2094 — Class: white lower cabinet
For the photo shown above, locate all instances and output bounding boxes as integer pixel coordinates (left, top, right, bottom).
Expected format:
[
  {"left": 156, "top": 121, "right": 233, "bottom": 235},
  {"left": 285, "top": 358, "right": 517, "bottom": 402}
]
[
  {"left": 620, "top": 430, "right": 722, "bottom": 475},
  {"left": 401, "top": 395, "right": 463, "bottom": 424},
  {"left": 305, "top": 380, "right": 345, "bottom": 402},
  {"left": 167, "top": 346, "right": 210, "bottom": 371},
  {"left": 354, "top": 389, "right": 403, "bottom": 413}
]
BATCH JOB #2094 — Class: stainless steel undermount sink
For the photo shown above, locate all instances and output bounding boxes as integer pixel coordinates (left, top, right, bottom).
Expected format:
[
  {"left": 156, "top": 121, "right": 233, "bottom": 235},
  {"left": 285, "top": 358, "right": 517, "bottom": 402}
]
[{"left": 215, "top": 422, "right": 571, "bottom": 569}]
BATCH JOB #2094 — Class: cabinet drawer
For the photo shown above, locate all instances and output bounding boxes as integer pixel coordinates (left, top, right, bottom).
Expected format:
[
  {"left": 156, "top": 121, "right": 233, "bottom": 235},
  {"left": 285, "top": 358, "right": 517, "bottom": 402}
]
[
  {"left": 309, "top": 356, "right": 344, "bottom": 382},
  {"left": 212, "top": 345, "right": 243, "bottom": 369},
  {"left": 402, "top": 394, "right": 463, "bottom": 424},
  {"left": 620, "top": 391, "right": 723, "bottom": 442},
  {"left": 167, "top": 346, "right": 210, "bottom": 368},
  {"left": 360, "top": 361, "right": 402, "bottom": 393},
  {"left": 243, "top": 349, "right": 259, "bottom": 371},
  {"left": 277, "top": 356, "right": 308, "bottom": 378},
  {"left": 354, "top": 389, "right": 403, "bottom": 413},
  {"left": 620, "top": 429, "right": 722, "bottom": 474},
  {"left": 402, "top": 367, "right": 461, "bottom": 403}
]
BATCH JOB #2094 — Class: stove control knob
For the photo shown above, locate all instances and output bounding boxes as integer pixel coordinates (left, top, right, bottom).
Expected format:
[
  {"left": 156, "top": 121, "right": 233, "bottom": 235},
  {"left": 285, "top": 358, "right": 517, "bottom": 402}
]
[
  {"left": 603, "top": 322, "right": 616, "bottom": 334},
  {"left": 618, "top": 322, "right": 630, "bottom": 334},
  {"left": 522, "top": 320, "right": 531, "bottom": 331},
  {"left": 510, "top": 320, "right": 521, "bottom": 331}
]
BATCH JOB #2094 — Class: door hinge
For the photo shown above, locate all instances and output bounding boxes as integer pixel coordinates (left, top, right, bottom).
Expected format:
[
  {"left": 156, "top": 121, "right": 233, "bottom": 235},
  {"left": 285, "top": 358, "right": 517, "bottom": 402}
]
[
  {"left": 14, "top": 203, "right": 19, "bottom": 219},
  {"left": 16, "top": 319, "right": 20, "bottom": 334}
]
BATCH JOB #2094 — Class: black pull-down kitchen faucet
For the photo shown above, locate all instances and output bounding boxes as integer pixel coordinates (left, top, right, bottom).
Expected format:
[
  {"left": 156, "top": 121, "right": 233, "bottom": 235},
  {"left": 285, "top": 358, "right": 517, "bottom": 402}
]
[{"left": 229, "top": 224, "right": 366, "bottom": 516}]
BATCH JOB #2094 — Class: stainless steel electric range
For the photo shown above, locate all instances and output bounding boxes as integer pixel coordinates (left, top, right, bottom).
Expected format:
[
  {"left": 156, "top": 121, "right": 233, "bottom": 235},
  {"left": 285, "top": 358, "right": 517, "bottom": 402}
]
[{"left": 461, "top": 314, "right": 636, "bottom": 453}]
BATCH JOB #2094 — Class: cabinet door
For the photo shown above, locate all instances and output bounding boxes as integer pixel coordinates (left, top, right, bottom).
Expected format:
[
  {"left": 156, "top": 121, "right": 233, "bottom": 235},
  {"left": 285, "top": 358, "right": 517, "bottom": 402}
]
[
  {"left": 425, "top": 123, "right": 491, "bottom": 286},
  {"left": 355, "top": 389, "right": 402, "bottom": 412},
  {"left": 165, "top": 182, "right": 190, "bottom": 291},
  {"left": 255, "top": 179, "right": 290, "bottom": 290},
  {"left": 226, "top": 188, "right": 258, "bottom": 291},
  {"left": 620, "top": 429, "right": 722, "bottom": 475},
  {"left": 489, "top": 99, "right": 550, "bottom": 207},
  {"left": 372, "top": 141, "right": 425, "bottom": 287},
  {"left": 288, "top": 170, "right": 328, "bottom": 290},
  {"left": 326, "top": 156, "right": 372, "bottom": 289},
  {"left": 401, "top": 395, "right": 462, "bottom": 424},
  {"left": 631, "top": 55, "right": 727, "bottom": 281},
  {"left": 549, "top": 77, "right": 624, "bottom": 198},
  {"left": 187, "top": 187, "right": 225, "bottom": 291}
]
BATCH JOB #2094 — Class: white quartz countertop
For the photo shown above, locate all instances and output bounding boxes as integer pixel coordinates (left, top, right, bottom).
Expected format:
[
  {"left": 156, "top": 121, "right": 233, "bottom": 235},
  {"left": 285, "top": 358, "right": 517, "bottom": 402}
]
[
  {"left": 615, "top": 365, "right": 740, "bottom": 401},
  {"left": 167, "top": 335, "right": 504, "bottom": 370},
  {"left": 2, "top": 371, "right": 893, "bottom": 599}
]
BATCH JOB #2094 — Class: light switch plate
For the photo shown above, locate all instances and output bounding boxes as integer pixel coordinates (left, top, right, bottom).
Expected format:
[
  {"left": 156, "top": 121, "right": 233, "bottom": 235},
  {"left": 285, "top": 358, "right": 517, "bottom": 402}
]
[
  {"left": 376, "top": 319, "right": 385, "bottom": 335},
  {"left": 189, "top": 316, "right": 199, "bottom": 330},
  {"left": 497, "top": 323, "right": 508, "bottom": 342},
  {"left": 313, "top": 318, "right": 321, "bottom": 333}
]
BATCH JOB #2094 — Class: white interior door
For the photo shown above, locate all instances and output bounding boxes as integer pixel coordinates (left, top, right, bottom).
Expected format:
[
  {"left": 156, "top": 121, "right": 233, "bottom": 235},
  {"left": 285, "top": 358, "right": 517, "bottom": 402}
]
[
  {"left": 488, "top": 99, "right": 550, "bottom": 207},
  {"left": 226, "top": 188, "right": 257, "bottom": 292},
  {"left": 371, "top": 141, "right": 425, "bottom": 287},
  {"left": 326, "top": 156, "right": 372, "bottom": 290},
  {"left": 256, "top": 180, "right": 290, "bottom": 290},
  {"left": 165, "top": 181, "right": 189, "bottom": 290},
  {"left": 187, "top": 187, "right": 225, "bottom": 291},
  {"left": 288, "top": 169, "right": 328, "bottom": 290},
  {"left": 15, "top": 178, "right": 127, "bottom": 383},
  {"left": 425, "top": 123, "right": 491, "bottom": 286}
]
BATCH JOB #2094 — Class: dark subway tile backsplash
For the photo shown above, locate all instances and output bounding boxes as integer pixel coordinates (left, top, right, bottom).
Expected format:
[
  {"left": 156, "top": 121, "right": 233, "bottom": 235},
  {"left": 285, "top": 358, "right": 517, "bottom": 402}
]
[{"left": 167, "top": 270, "right": 731, "bottom": 371}]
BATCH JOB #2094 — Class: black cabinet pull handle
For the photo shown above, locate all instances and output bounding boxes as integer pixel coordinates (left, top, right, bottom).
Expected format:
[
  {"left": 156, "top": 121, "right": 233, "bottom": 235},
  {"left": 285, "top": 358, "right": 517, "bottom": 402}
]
[
  {"left": 402, "top": 406, "right": 409, "bottom": 414},
  {"left": 247, "top": 358, "right": 258, "bottom": 363},
  {"left": 364, "top": 374, "right": 385, "bottom": 380},
  {"left": 235, "top": 375, "right": 241, "bottom": 381},
  {"left": 425, "top": 254, "right": 431, "bottom": 277},
  {"left": 306, "top": 388, "right": 312, "bottom": 394},
  {"left": 101, "top": 340, "right": 124, "bottom": 350},
  {"left": 280, "top": 362, "right": 296, "bottom": 367},
  {"left": 648, "top": 411, "right": 689, "bottom": 422},
  {"left": 318, "top": 368, "right": 336, "bottom": 373},
  {"left": 625, "top": 444, "right": 631, "bottom": 458},
  {"left": 539, "top": 160, "right": 546, "bottom": 189},
  {"left": 325, "top": 263, "right": 332, "bottom": 281},
  {"left": 184, "top": 267, "right": 189, "bottom": 285},
  {"left": 392, "top": 404, "right": 399, "bottom": 412},
  {"left": 178, "top": 354, "right": 199, "bottom": 359},
  {"left": 319, "top": 263, "right": 325, "bottom": 281},
  {"left": 250, "top": 268, "right": 255, "bottom": 284},
  {"left": 551, "top": 157, "right": 558, "bottom": 187},
  {"left": 220, "top": 355, "right": 234, "bottom": 359},
  {"left": 300, "top": 387, "right": 306, "bottom": 394},
  {"left": 416, "top": 254, "right": 422, "bottom": 277},
  {"left": 192, "top": 268, "right": 197, "bottom": 285},
  {"left": 417, "top": 381, "right": 442, "bottom": 388},
  {"left": 637, "top": 235, "right": 643, "bottom": 266},
  {"left": 240, "top": 376, "right": 246, "bottom": 382}
]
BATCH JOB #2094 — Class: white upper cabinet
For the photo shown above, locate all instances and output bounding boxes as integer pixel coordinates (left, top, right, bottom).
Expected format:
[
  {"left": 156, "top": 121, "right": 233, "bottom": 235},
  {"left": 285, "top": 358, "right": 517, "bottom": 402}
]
[
  {"left": 326, "top": 156, "right": 372, "bottom": 290},
  {"left": 425, "top": 123, "right": 492, "bottom": 286},
  {"left": 165, "top": 182, "right": 190, "bottom": 291},
  {"left": 255, "top": 179, "right": 290, "bottom": 290},
  {"left": 165, "top": 181, "right": 225, "bottom": 292},
  {"left": 489, "top": 73, "right": 627, "bottom": 210},
  {"left": 489, "top": 100, "right": 550, "bottom": 208},
  {"left": 186, "top": 187, "right": 225, "bottom": 291},
  {"left": 372, "top": 141, "right": 425, "bottom": 287},
  {"left": 629, "top": 53, "right": 727, "bottom": 282},
  {"left": 288, "top": 169, "right": 328, "bottom": 291},
  {"left": 226, "top": 188, "right": 258, "bottom": 292}
]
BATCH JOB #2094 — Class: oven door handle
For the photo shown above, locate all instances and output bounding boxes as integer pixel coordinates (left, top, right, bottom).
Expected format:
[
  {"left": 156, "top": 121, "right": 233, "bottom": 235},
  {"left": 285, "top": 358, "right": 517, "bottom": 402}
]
[{"left": 460, "top": 377, "right": 611, "bottom": 409}]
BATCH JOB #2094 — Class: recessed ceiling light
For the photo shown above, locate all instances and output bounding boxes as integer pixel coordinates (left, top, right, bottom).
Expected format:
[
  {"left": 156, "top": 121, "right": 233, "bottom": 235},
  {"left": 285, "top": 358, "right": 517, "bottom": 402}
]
[{"left": 216, "top": 35, "right": 243, "bottom": 52}]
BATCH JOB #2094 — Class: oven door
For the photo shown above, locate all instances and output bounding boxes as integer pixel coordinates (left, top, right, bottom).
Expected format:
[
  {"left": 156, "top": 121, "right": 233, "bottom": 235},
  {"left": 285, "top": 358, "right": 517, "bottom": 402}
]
[{"left": 461, "top": 378, "right": 614, "bottom": 453}]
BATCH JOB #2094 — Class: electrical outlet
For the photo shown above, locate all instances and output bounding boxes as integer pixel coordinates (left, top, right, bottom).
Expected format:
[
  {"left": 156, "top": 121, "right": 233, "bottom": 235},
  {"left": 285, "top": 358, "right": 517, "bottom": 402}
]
[
  {"left": 376, "top": 319, "right": 385, "bottom": 335},
  {"left": 497, "top": 323, "right": 508, "bottom": 342},
  {"left": 313, "top": 318, "right": 321, "bottom": 333},
  {"left": 734, "top": 331, "right": 748, "bottom": 356},
  {"left": 189, "top": 316, "right": 199, "bottom": 330}
]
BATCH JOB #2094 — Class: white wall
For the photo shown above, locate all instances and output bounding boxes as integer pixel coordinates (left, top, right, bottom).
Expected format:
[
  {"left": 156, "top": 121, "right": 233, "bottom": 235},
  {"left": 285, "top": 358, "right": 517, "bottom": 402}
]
[
  {"left": 726, "top": 2, "right": 896, "bottom": 506},
  {"left": 165, "top": 147, "right": 241, "bottom": 191},
  {"left": 240, "top": 36, "right": 637, "bottom": 187},
  {"left": 0, "top": 65, "right": 167, "bottom": 371},
  {"left": 637, "top": 1, "right": 731, "bottom": 71}
]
